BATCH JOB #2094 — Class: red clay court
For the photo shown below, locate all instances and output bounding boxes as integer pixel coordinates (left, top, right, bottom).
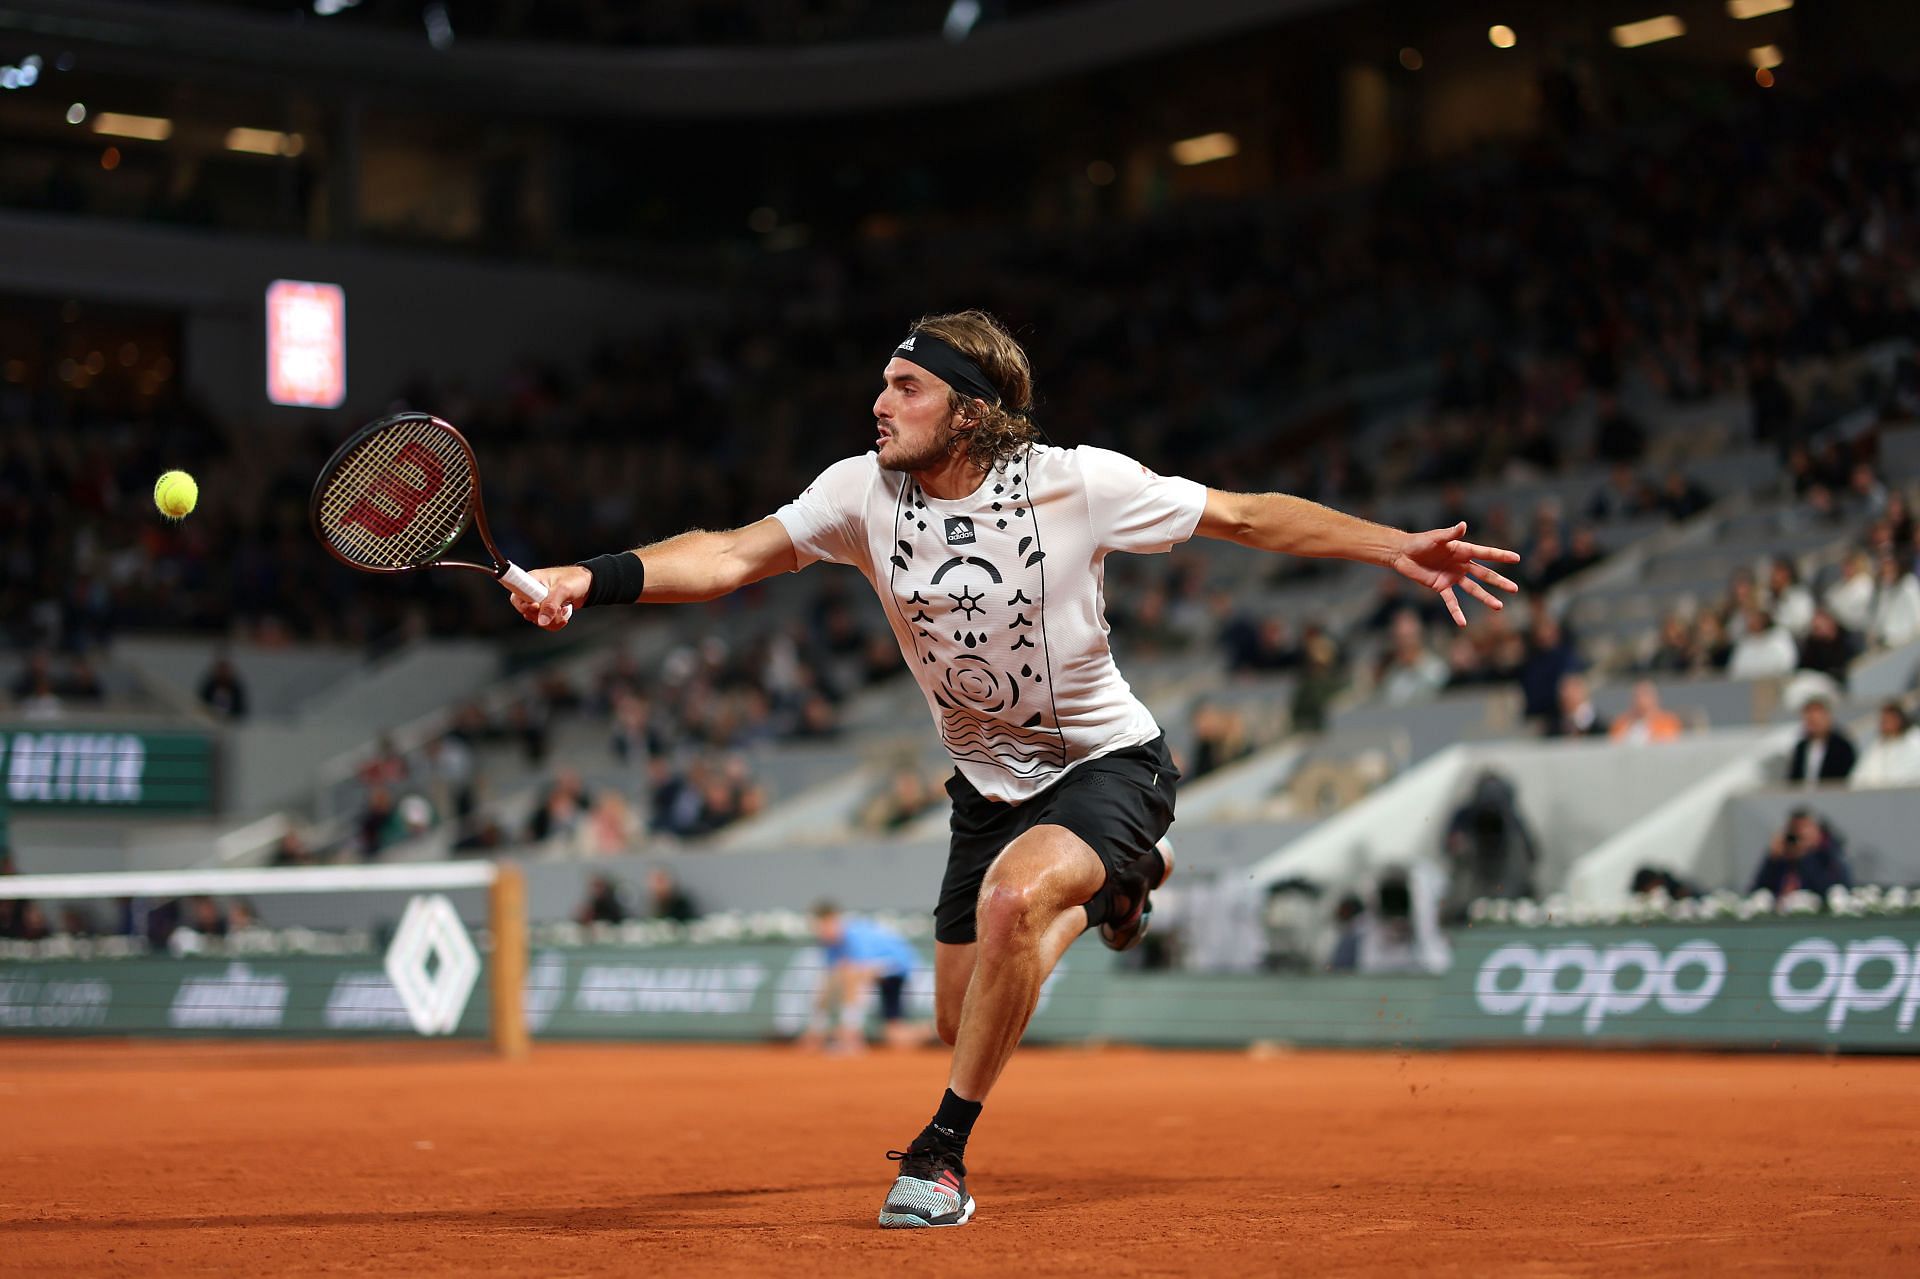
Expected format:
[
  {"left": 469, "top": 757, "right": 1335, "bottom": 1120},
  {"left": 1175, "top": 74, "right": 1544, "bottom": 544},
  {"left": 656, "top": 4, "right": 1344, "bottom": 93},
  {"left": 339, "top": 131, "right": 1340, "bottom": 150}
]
[{"left": 3, "top": 1041, "right": 1915, "bottom": 1277}]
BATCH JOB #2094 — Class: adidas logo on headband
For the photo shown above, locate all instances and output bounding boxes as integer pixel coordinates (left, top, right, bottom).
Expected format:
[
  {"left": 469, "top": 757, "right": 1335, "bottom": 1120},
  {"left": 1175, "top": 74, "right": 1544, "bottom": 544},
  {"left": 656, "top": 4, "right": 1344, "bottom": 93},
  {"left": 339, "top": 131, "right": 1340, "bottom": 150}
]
[{"left": 897, "top": 335, "right": 916, "bottom": 351}]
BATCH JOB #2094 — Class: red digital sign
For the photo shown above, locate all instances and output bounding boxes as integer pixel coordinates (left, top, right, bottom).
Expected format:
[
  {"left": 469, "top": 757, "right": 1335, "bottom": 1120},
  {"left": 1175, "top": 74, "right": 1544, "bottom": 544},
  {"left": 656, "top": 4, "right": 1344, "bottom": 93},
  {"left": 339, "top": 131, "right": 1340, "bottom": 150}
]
[{"left": 265, "top": 280, "right": 346, "bottom": 409}]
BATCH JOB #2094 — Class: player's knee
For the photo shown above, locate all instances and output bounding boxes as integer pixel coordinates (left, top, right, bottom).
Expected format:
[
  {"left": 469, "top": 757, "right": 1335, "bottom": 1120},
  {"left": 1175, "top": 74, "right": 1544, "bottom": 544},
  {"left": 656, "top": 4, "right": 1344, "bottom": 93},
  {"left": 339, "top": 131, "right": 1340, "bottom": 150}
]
[
  {"left": 935, "top": 1010, "right": 961, "bottom": 1046},
  {"left": 975, "top": 879, "right": 1045, "bottom": 946}
]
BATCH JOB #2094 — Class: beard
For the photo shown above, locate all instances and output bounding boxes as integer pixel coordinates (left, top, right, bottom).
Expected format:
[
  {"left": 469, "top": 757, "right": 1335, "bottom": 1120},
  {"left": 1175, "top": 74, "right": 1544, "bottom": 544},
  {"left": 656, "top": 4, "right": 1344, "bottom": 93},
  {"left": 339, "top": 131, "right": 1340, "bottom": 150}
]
[{"left": 877, "top": 420, "right": 961, "bottom": 473}]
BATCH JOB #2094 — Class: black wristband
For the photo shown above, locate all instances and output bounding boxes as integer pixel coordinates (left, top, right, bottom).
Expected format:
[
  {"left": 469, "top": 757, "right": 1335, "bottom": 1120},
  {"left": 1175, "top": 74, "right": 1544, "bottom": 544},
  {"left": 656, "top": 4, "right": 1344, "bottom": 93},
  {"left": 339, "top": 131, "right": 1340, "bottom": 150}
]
[{"left": 577, "top": 553, "right": 646, "bottom": 607}]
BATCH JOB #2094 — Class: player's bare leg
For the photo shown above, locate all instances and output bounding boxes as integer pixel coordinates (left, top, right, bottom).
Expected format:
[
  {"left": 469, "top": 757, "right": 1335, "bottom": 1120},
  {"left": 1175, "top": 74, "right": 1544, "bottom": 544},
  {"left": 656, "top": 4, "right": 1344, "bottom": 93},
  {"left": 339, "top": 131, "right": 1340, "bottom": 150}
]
[
  {"left": 947, "top": 828, "right": 1103, "bottom": 1097},
  {"left": 931, "top": 941, "right": 975, "bottom": 1047},
  {"left": 880, "top": 826, "right": 1105, "bottom": 1228},
  {"left": 932, "top": 874, "right": 1091, "bottom": 1048}
]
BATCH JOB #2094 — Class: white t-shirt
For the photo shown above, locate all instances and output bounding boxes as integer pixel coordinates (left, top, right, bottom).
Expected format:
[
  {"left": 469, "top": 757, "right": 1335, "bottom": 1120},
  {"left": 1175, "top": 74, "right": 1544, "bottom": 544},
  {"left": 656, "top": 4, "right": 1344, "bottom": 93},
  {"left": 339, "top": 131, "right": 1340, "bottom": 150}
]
[{"left": 774, "top": 445, "right": 1208, "bottom": 803}]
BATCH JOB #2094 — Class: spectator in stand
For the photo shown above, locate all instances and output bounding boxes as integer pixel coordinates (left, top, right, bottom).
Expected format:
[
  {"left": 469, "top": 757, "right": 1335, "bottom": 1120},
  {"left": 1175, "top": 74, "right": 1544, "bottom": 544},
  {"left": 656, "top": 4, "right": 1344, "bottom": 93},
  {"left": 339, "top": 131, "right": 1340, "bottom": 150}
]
[
  {"left": 862, "top": 768, "right": 937, "bottom": 832},
  {"left": 1826, "top": 551, "right": 1876, "bottom": 635},
  {"left": 1787, "top": 697, "right": 1856, "bottom": 785},
  {"left": 197, "top": 656, "right": 249, "bottom": 720},
  {"left": 9, "top": 651, "right": 53, "bottom": 702},
  {"left": 1522, "top": 523, "right": 1564, "bottom": 595},
  {"left": 647, "top": 867, "right": 698, "bottom": 922},
  {"left": 528, "top": 768, "right": 591, "bottom": 844},
  {"left": 1868, "top": 554, "right": 1920, "bottom": 649},
  {"left": 1326, "top": 894, "right": 1367, "bottom": 973},
  {"left": 1727, "top": 608, "right": 1797, "bottom": 680},
  {"left": 1851, "top": 702, "right": 1920, "bottom": 790},
  {"left": 1518, "top": 611, "right": 1579, "bottom": 722},
  {"left": 270, "top": 830, "right": 312, "bottom": 867},
  {"left": 1767, "top": 558, "right": 1816, "bottom": 638},
  {"left": 358, "top": 735, "right": 409, "bottom": 788},
  {"left": 1289, "top": 632, "right": 1345, "bottom": 734},
  {"left": 1656, "top": 468, "right": 1712, "bottom": 522},
  {"left": 1592, "top": 391, "right": 1647, "bottom": 464},
  {"left": 576, "top": 873, "right": 627, "bottom": 926},
  {"left": 1888, "top": 491, "right": 1916, "bottom": 553},
  {"left": 1751, "top": 809, "right": 1851, "bottom": 899},
  {"left": 1377, "top": 609, "right": 1448, "bottom": 706},
  {"left": 1631, "top": 866, "right": 1698, "bottom": 900},
  {"left": 14, "top": 660, "right": 61, "bottom": 720},
  {"left": 1542, "top": 526, "right": 1604, "bottom": 589},
  {"left": 1443, "top": 632, "right": 1486, "bottom": 689},
  {"left": 1692, "top": 611, "right": 1734, "bottom": 672},
  {"left": 422, "top": 734, "right": 476, "bottom": 821},
  {"left": 357, "top": 785, "right": 401, "bottom": 859},
  {"left": 452, "top": 816, "right": 508, "bottom": 855},
  {"left": 1610, "top": 680, "right": 1684, "bottom": 745},
  {"left": 1230, "top": 617, "right": 1301, "bottom": 675},
  {"left": 578, "top": 790, "right": 640, "bottom": 855},
  {"left": 62, "top": 656, "right": 103, "bottom": 704},
  {"left": 1546, "top": 673, "right": 1608, "bottom": 738},
  {"left": 1587, "top": 465, "right": 1651, "bottom": 523},
  {"left": 1796, "top": 608, "right": 1855, "bottom": 685},
  {"left": 1644, "top": 613, "right": 1697, "bottom": 674},
  {"left": 1189, "top": 703, "right": 1252, "bottom": 778},
  {"left": 14, "top": 902, "right": 50, "bottom": 942}
]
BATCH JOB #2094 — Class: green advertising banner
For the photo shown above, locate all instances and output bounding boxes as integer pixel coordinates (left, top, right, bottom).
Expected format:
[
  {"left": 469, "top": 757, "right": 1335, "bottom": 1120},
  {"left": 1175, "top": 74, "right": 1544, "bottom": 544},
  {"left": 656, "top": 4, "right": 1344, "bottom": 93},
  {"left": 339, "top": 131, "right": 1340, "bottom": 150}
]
[
  {"left": 1442, "top": 919, "right": 1920, "bottom": 1050},
  {"left": 4, "top": 921, "right": 1918, "bottom": 1052},
  {"left": 0, "top": 728, "right": 216, "bottom": 813}
]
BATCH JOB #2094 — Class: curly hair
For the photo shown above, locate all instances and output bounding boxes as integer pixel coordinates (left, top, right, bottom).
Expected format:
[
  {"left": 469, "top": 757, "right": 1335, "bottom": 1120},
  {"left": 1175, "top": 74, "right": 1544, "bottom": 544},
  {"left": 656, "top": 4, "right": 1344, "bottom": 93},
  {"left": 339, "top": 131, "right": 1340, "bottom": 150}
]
[{"left": 908, "top": 310, "right": 1041, "bottom": 471}]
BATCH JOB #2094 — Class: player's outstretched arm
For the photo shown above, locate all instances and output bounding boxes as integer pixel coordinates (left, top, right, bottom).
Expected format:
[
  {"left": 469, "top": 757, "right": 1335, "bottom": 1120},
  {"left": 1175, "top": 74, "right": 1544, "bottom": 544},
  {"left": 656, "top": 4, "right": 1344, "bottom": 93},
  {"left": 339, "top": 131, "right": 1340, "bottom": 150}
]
[
  {"left": 508, "top": 517, "right": 800, "bottom": 630},
  {"left": 1194, "top": 489, "right": 1521, "bottom": 626}
]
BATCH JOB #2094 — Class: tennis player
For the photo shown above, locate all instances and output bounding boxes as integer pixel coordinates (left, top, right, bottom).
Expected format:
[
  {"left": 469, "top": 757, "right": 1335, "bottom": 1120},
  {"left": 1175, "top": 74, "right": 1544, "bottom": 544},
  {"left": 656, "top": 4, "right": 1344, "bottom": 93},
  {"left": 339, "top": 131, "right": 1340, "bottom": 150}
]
[{"left": 509, "top": 310, "right": 1520, "bottom": 1228}]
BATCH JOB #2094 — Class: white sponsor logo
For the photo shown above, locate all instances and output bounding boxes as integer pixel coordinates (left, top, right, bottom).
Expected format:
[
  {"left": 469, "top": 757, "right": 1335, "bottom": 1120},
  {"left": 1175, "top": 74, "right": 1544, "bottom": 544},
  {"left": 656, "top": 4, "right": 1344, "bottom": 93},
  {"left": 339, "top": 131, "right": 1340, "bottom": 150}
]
[
  {"left": 573, "top": 963, "right": 767, "bottom": 1016},
  {"left": 1474, "top": 941, "right": 1726, "bottom": 1033},
  {"left": 169, "top": 962, "right": 289, "bottom": 1029},
  {"left": 323, "top": 972, "right": 412, "bottom": 1030},
  {"left": 1771, "top": 937, "right": 1920, "bottom": 1033},
  {"left": 0, "top": 976, "right": 111, "bottom": 1028},
  {"left": 897, "top": 334, "right": 917, "bottom": 351},
  {"left": 384, "top": 894, "right": 480, "bottom": 1036},
  {"left": 2, "top": 731, "right": 147, "bottom": 804}
]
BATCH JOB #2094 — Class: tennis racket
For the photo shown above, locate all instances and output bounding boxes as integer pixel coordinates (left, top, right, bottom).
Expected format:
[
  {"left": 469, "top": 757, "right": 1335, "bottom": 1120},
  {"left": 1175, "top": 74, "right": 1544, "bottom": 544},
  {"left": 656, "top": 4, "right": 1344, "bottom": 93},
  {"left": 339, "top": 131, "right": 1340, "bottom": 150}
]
[{"left": 309, "top": 411, "right": 570, "bottom": 620}]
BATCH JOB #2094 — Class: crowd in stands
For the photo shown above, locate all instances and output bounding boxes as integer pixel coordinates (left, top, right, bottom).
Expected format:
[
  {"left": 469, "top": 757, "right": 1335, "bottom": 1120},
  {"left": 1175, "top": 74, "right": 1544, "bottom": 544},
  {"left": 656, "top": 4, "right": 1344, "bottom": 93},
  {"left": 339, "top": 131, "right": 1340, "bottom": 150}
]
[{"left": 7, "top": 80, "right": 1920, "bottom": 682}]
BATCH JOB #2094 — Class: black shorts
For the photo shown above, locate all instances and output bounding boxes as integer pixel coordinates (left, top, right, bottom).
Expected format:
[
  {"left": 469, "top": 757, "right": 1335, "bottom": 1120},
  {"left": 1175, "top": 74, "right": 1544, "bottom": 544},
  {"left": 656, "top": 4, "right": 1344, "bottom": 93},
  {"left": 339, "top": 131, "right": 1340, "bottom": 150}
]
[
  {"left": 935, "top": 735, "right": 1178, "bottom": 945},
  {"left": 876, "top": 973, "right": 908, "bottom": 1022}
]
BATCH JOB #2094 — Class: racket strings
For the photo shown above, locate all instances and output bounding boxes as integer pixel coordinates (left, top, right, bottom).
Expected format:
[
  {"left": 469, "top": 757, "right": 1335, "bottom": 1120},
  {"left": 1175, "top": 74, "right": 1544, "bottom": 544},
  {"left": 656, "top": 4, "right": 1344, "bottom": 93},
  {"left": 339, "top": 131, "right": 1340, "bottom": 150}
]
[{"left": 316, "top": 421, "right": 474, "bottom": 569}]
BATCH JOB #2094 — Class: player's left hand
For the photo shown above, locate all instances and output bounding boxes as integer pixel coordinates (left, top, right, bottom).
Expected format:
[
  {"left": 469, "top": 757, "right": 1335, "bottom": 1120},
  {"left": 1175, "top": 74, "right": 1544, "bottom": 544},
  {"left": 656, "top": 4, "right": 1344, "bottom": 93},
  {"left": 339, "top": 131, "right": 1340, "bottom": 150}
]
[{"left": 1389, "top": 523, "right": 1521, "bottom": 627}]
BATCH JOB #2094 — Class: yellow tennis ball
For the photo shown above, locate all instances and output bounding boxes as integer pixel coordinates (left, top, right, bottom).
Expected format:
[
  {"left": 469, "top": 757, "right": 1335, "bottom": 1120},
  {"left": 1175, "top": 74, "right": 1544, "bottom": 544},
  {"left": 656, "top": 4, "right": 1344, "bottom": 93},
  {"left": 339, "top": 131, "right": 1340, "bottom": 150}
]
[{"left": 154, "top": 470, "right": 198, "bottom": 519}]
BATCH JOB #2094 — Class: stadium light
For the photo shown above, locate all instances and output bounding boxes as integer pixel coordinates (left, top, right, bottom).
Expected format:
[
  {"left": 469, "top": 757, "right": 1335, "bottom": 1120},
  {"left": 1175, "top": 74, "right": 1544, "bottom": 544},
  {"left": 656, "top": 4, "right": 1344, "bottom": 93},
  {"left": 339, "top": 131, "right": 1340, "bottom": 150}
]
[
  {"left": 0, "top": 54, "right": 41, "bottom": 90},
  {"left": 1488, "top": 25, "right": 1517, "bottom": 49},
  {"left": 66, "top": 102, "right": 85, "bottom": 125},
  {"left": 943, "top": 0, "right": 981, "bottom": 42},
  {"left": 1170, "top": 132, "right": 1239, "bottom": 167},
  {"left": 1748, "top": 45, "right": 1783, "bottom": 69},
  {"left": 1727, "top": 0, "right": 1792, "bottom": 17},
  {"left": 92, "top": 111, "right": 172, "bottom": 141},
  {"left": 1611, "top": 16, "right": 1685, "bottom": 48},
  {"left": 227, "top": 127, "right": 307, "bottom": 157}
]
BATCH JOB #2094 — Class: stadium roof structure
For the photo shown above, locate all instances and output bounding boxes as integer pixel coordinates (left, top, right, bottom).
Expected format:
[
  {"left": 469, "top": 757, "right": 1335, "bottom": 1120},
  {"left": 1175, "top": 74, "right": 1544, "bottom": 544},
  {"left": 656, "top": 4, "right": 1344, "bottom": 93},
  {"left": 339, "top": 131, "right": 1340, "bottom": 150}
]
[{"left": 0, "top": 0, "right": 1355, "bottom": 117}]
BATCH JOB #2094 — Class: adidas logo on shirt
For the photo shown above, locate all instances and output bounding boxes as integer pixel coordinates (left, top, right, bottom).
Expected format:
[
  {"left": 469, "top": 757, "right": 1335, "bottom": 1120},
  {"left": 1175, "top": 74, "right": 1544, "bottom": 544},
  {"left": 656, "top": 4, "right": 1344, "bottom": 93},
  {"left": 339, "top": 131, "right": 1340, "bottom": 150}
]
[{"left": 944, "top": 516, "right": 976, "bottom": 545}]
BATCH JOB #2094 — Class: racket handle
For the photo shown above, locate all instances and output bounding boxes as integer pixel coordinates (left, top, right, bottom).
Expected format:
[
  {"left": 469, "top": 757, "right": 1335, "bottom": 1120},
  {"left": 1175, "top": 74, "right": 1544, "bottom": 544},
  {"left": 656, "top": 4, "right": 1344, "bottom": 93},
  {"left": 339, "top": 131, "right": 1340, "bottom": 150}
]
[{"left": 500, "top": 562, "right": 573, "bottom": 622}]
